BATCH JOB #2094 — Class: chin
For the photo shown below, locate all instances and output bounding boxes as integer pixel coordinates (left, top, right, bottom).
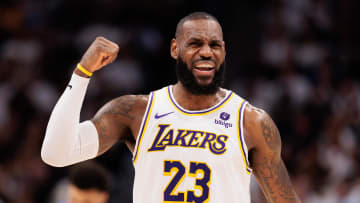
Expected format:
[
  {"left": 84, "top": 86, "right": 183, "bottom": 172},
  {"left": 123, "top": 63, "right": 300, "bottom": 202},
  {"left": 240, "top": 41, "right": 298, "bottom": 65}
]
[{"left": 196, "top": 80, "right": 214, "bottom": 87}]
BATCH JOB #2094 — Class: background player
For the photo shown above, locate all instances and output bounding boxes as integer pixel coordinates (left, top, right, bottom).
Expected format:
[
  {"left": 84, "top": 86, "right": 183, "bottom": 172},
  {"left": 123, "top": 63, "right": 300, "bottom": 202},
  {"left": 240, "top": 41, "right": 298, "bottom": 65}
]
[{"left": 50, "top": 161, "right": 110, "bottom": 203}]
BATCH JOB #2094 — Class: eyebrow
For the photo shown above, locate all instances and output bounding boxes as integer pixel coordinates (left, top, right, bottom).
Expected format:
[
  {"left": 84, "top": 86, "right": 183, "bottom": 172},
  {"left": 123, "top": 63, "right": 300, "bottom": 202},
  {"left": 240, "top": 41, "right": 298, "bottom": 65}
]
[
  {"left": 187, "top": 38, "right": 223, "bottom": 44},
  {"left": 210, "top": 40, "right": 223, "bottom": 44},
  {"left": 188, "top": 38, "right": 202, "bottom": 42}
]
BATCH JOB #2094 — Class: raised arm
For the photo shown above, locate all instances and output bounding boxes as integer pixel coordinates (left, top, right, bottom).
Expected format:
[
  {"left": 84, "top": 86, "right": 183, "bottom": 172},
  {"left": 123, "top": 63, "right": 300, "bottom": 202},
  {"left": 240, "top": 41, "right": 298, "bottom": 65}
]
[
  {"left": 244, "top": 105, "right": 301, "bottom": 203},
  {"left": 41, "top": 37, "right": 122, "bottom": 167}
]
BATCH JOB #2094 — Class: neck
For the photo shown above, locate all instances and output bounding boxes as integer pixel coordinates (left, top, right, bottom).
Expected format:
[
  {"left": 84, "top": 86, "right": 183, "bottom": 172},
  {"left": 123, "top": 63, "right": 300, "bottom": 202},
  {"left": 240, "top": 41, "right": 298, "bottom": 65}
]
[{"left": 172, "top": 82, "right": 226, "bottom": 111}]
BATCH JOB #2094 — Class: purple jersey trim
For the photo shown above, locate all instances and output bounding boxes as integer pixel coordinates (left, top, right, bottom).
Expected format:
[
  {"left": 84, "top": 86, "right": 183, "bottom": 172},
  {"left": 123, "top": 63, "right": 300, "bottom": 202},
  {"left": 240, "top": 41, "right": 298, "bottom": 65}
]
[
  {"left": 238, "top": 100, "right": 252, "bottom": 173},
  {"left": 167, "top": 86, "right": 233, "bottom": 115},
  {"left": 133, "top": 91, "right": 154, "bottom": 163}
]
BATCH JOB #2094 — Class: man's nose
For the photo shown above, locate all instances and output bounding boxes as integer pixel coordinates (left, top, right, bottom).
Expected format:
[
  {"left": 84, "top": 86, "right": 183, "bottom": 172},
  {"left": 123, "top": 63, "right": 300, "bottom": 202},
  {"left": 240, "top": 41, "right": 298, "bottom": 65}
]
[{"left": 199, "top": 44, "right": 212, "bottom": 59}]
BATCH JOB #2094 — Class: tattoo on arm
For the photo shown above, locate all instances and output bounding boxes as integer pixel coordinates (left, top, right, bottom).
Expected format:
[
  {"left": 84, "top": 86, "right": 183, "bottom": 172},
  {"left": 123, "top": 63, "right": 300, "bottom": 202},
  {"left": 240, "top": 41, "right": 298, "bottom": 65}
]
[
  {"left": 92, "top": 95, "right": 137, "bottom": 155},
  {"left": 107, "top": 96, "right": 137, "bottom": 120},
  {"left": 93, "top": 118, "right": 114, "bottom": 155},
  {"left": 254, "top": 158, "right": 299, "bottom": 202},
  {"left": 260, "top": 116, "right": 281, "bottom": 150},
  {"left": 252, "top": 113, "right": 300, "bottom": 202}
]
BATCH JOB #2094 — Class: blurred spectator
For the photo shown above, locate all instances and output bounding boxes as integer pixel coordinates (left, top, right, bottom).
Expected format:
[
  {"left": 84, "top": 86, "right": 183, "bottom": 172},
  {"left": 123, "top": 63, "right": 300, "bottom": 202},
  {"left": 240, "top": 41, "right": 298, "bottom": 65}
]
[{"left": 50, "top": 161, "right": 110, "bottom": 203}]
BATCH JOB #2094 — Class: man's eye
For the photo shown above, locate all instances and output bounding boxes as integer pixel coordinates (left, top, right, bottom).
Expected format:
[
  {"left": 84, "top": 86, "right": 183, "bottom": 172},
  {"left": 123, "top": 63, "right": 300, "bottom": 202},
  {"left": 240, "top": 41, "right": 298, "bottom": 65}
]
[
  {"left": 211, "top": 43, "right": 221, "bottom": 48},
  {"left": 189, "top": 42, "right": 198, "bottom": 46}
]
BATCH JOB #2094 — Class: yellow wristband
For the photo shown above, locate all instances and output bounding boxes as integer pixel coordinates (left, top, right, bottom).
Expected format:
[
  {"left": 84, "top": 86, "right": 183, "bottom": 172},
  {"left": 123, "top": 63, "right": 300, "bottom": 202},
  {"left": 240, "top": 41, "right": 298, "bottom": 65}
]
[{"left": 77, "top": 63, "right": 93, "bottom": 77}]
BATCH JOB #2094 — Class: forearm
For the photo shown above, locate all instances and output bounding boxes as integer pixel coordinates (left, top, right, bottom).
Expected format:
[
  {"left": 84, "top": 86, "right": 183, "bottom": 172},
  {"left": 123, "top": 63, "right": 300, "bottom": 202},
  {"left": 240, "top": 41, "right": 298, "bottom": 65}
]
[
  {"left": 41, "top": 74, "right": 99, "bottom": 167},
  {"left": 253, "top": 158, "right": 300, "bottom": 203}
]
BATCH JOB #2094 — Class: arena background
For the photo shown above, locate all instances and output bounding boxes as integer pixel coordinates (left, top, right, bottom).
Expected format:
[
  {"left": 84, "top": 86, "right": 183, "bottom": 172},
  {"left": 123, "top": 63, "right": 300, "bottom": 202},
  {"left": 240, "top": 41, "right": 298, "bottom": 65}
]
[{"left": 0, "top": 0, "right": 359, "bottom": 202}]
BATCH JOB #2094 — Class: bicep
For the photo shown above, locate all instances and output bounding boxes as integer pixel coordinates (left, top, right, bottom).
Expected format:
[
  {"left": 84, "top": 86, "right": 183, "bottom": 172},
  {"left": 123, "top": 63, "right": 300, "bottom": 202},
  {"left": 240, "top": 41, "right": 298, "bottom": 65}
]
[{"left": 92, "top": 95, "right": 137, "bottom": 155}]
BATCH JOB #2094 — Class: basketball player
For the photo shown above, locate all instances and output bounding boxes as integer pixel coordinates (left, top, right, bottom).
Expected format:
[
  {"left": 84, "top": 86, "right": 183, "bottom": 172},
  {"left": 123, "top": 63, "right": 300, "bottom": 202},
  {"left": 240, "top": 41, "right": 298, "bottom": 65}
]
[
  {"left": 41, "top": 12, "right": 301, "bottom": 202},
  {"left": 50, "top": 161, "right": 110, "bottom": 203}
]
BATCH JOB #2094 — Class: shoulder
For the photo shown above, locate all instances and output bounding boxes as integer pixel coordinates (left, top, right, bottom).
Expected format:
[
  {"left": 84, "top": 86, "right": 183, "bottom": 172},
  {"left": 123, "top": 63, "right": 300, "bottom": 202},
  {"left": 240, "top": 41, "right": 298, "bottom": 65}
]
[
  {"left": 243, "top": 103, "right": 281, "bottom": 154},
  {"left": 243, "top": 103, "right": 267, "bottom": 128}
]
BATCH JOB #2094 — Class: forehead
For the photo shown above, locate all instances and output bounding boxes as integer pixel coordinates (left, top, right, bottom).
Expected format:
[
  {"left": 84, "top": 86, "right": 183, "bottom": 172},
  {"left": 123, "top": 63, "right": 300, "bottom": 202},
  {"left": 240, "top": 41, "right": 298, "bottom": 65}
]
[
  {"left": 180, "top": 19, "right": 223, "bottom": 41},
  {"left": 69, "top": 185, "right": 107, "bottom": 203}
]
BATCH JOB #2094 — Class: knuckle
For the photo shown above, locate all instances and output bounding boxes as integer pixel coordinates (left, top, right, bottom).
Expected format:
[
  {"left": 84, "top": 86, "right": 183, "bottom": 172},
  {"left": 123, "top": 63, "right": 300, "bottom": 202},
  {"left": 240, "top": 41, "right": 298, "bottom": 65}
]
[
  {"left": 113, "top": 45, "right": 120, "bottom": 53},
  {"left": 109, "top": 41, "right": 118, "bottom": 48},
  {"left": 108, "top": 44, "right": 119, "bottom": 53},
  {"left": 94, "top": 45, "right": 102, "bottom": 52},
  {"left": 96, "top": 36, "right": 105, "bottom": 41}
]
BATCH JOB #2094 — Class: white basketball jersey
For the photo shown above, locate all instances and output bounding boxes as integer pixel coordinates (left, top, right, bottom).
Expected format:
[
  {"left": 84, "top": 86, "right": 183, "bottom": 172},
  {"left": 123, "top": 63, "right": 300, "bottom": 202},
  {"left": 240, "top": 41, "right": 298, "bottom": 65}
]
[{"left": 132, "top": 86, "right": 252, "bottom": 203}]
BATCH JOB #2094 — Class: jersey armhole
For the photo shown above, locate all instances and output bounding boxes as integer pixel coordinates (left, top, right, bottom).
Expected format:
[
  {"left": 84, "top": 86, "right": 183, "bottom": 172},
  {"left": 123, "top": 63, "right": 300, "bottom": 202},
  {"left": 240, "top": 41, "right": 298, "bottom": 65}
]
[
  {"left": 132, "top": 91, "right": 155, "bottom": 163},
  {"left": 237, "top": 101, "right": 252, "bottom": 174}
]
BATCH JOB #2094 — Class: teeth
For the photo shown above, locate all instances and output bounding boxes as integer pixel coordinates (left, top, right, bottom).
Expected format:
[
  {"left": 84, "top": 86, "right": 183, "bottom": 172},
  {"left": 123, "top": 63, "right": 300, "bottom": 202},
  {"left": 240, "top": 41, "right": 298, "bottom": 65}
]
[
  {"left": 195, "top": 67, "right": 212, "bottom": 71},
  {"left": 196, "top": 65, "right": 213, "bottom": 68}
]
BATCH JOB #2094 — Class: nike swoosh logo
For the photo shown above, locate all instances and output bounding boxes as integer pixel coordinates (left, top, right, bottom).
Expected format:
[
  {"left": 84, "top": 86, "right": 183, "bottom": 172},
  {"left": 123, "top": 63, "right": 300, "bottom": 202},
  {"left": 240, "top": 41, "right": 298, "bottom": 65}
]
[
  {"left": 68, "top": 85, "right": 72, "bottom": 89},
  {"left": 154, "top": 112, "right": 174, "bottom": 119}
]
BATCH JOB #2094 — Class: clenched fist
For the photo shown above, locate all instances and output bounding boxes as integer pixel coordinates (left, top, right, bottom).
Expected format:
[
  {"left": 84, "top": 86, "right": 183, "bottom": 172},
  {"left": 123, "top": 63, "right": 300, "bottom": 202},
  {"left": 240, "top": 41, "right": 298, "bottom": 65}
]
[{"left": 78, "top": 37, "right": 119, "bottom": 74}]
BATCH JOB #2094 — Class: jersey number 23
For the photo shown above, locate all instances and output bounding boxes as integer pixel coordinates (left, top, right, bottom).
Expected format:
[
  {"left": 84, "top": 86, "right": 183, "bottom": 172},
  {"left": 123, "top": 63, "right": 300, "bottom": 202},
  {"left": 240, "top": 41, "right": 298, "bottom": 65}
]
[{"left": 163, "top": 160, "right": 211, "bottom": 203}]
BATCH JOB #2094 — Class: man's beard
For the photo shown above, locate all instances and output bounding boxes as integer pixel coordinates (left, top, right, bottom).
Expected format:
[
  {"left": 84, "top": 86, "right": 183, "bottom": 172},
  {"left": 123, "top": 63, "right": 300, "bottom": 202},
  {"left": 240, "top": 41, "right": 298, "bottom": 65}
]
[{"left": 176, "top": 56, "right": 225, "bottom": 95}]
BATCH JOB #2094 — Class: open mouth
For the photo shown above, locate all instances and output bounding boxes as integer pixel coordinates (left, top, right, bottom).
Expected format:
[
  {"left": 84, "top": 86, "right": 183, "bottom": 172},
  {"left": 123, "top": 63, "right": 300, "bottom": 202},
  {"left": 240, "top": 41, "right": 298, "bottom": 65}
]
[
  {"left": 193, "top": 64, "right": 215, "bottom": 78},
  {"left": 194, "top": 66, "right": 214, "bottom": 71},
  {"left": 193, "top": 61, "right": 215, "bottom": 71}
]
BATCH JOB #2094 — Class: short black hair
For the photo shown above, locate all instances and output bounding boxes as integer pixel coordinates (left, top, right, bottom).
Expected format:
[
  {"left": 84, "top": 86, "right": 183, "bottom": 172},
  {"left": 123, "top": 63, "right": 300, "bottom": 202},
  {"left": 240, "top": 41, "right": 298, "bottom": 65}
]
[
  {"left": 68, "top": 161, "right": 110, "bottom": 192},
  {"left": 175, "top": 12, "right": 220, "bottom": 38}
]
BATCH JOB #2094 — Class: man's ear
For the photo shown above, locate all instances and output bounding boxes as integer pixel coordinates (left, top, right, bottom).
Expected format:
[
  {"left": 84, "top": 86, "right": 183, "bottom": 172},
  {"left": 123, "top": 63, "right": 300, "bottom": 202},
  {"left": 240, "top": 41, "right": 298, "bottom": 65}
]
[{"left": 170, "top": 39, "right": 178, "bottom": 60}]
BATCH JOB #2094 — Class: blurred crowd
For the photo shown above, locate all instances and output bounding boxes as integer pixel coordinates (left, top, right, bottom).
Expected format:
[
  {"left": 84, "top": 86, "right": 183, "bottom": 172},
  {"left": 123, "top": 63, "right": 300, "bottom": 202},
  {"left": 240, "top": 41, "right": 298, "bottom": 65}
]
[{"left": 0, "top": 0, "right": 359, "bottom": 202}]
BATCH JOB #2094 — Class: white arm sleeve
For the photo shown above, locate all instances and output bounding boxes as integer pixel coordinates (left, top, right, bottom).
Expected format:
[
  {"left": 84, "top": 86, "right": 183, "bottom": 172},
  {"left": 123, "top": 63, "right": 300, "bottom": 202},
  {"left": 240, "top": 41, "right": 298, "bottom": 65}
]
[{"left": 41, "top": 74, "right": 99, "bottom": 167}]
